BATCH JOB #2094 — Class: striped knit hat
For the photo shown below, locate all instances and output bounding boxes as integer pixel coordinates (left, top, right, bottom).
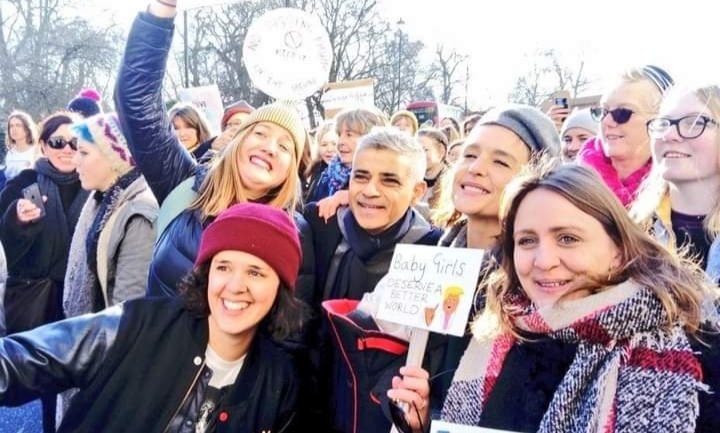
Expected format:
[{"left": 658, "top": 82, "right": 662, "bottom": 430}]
[
  {"left": 70, "top": 112, "right": 135, "bottom": 175},
  {"left": 236, "top": 103, "right": 308, "bottom": 159}
]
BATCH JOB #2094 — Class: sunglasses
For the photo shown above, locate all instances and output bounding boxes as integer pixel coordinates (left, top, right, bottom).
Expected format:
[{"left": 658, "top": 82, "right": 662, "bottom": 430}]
[
  {"left": 46, "top": 136, "right": 78, "bottom": 150},
  {"left": 590, "top": 107, "right": 635, "bottom": 124}
]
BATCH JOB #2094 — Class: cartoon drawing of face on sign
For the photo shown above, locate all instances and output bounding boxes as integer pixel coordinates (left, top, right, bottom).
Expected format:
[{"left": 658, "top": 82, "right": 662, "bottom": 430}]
[
  {"left": 424, "top": 285, "right": 464, "bottom": 331},
  {"left": 441, "top": 285, "right": 464, "bottom": 330}
]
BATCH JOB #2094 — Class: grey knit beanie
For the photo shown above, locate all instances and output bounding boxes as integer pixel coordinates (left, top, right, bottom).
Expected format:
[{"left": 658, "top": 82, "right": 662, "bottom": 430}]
[
  {"left": 560, "top": 108, "right": 598, "bottom": 138},
  {"left": 478, "top": 104, "right": 560, "bottom": 157}
]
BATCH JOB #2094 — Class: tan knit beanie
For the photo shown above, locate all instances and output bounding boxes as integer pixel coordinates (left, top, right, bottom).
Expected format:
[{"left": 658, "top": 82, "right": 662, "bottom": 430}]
[{"left": 236, "top": 103, "right": 308, "bottom": 159}]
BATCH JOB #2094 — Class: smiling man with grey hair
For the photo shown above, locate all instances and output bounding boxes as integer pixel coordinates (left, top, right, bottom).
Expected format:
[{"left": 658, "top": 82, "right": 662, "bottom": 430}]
[{"left": 303, "top": 126, "right": 442, "bottom": 432}]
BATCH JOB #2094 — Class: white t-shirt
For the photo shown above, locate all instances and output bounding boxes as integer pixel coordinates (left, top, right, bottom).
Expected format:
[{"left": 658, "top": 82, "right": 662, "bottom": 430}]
[
  {"left": 4, "top": 146, "right": 36, "bottom": 180},
  {"left": 205, "top": 345, "right": 246, "bottom": 388}
]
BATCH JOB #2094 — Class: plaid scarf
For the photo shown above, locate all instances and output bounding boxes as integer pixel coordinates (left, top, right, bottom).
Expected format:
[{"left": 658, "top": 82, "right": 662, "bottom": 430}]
[{"left": 442, "top": 280, "right": 704, "bottom": 433}]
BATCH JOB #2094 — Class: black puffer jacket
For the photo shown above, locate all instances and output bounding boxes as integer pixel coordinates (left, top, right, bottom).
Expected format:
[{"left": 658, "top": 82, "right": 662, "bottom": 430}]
[{"left": 114, "top": 12, "right": 314, "bottom": 300}]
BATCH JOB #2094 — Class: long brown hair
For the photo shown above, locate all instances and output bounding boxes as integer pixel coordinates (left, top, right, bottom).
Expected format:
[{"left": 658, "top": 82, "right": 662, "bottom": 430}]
[
  {"left": 477, "top": 162, "right": 714, "bottom": 340},
  {"left": 169, "top": 102, "right": 212, "bottom": 149},
  {"left": 6, "top": 110, "right": 38, "bottom": 150},
  {"left": 190, "top": 124, "right": 299, "bottom": 218}
]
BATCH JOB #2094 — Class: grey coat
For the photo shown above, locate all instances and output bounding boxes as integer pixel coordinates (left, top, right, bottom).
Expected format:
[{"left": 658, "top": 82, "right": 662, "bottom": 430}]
[{"left": 64, "top": 176, "right": 158, "bottom": 318}]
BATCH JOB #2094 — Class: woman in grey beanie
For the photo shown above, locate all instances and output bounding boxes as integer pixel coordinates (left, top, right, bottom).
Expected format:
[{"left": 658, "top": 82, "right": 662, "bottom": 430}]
[{"left": 477, "top": 104, "right": 561, "bottom": 157}]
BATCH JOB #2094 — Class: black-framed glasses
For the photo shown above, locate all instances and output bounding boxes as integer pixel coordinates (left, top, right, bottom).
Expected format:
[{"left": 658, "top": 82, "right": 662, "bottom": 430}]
[
  {"left": 590, "top": 106, "right": 635, "bottom": 124},
  {"left": 647, "top": 115, "right": 718, "bottom": 140},
  {"left": 46, "top": 136, "right": 78, "bottom": 150}
]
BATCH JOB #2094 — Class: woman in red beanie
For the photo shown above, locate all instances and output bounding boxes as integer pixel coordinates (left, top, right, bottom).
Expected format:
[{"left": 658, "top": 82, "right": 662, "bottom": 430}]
[{"left": 0, "top": 203, "right": 308, "bottom": 433}]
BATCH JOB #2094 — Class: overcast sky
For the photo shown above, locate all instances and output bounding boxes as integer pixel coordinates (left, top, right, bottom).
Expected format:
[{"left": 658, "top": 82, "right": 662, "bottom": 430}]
[{"left": 93, "top": 0, "right": 720, "bottom": 108}]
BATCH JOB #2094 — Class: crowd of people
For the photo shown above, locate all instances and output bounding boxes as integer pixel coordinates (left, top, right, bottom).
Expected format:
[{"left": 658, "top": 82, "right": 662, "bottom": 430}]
[{"left": 0, "top": 1, "right": 718, "bottom": 433}]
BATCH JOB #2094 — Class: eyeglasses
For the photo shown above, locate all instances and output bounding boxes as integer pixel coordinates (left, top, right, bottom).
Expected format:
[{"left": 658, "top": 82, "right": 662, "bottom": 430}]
[
  {"left": 46, "top": 136, "right": 78, "bottom": 150},
  {"left": 646, "top": 115, "right": 718, "bottom": 140},
  {"left": 590, "top": 107, "right": 635, "bottom": 124}
]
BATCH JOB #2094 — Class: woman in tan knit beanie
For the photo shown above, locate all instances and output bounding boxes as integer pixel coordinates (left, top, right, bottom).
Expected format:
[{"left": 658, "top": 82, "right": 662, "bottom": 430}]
[{"left": 114, "top": 0, "right": 313, "bottom": 300}]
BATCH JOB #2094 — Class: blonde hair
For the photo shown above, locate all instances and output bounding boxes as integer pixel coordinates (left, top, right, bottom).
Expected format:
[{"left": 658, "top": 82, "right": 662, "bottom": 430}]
[
  {"left": 305, "top": 120, "right": 337, "bottom": 178},
  {"left": 315, "top": 121, "right": 336, "bottom": 152},
  {"left": 6, "top": 110, "right": 38, "bottom": 150},
  {"left": 612, "top": 67, "right": 666, "bottom": 113},
  {"left": 631, "top": 84, "right": 720, "bottom": 239},
  {"left": 430, "top": 161, "right": 463, "bottom": 229},
  {"left": 443, "top": 285, "right": 464, "bottom": 299},
  {"left": 191, "top": 124, "right": 299, "bottom": 218},
  {"left": 476, "top": 162, "right": 713, "bottom": 340}
]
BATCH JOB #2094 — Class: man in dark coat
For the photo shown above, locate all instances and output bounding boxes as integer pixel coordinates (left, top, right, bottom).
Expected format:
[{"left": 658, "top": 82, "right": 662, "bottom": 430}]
[{"left": 304, "top": 127, "right": 442, "bottom": 432}]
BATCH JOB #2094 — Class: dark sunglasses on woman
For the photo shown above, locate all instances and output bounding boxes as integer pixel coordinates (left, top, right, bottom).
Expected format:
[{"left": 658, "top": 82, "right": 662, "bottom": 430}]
[
  {"left": 46, "top": 136, "right": 78, "bottom": 151},
  {"left": 590, "top": 106, "right": 635, "bottom": 124}
]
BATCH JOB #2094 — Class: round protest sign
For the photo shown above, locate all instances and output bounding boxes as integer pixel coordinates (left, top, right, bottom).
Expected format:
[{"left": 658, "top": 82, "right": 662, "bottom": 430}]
[{"left": 243, "top": 8, "right": 332, "bottom": 100}]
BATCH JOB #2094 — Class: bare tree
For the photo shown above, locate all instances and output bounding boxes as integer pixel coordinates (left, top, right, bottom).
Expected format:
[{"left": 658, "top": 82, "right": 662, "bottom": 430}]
[
  {"left": 371, "top": 32, "right": 427, "bottom": 113},
  {"left": 182, "top": 1, "right": 274, "bottom": 108},
  {"left": 508, "top": 48, "right": 592, "bottom": 107},
  {"left": 430, "top": 44, "right": 468, "bottom": 105},
  {"left": 0, "top": 0, "right": 120, "bottom": 120},
  {"left": 182, "top": 0, "right": 428, "bottom": 120}
]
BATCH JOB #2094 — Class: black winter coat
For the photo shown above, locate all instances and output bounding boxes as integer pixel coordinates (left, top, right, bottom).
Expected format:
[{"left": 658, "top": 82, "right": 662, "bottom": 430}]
[
  {"left": 0, "top": 170, "right": 85, "bottom": 283},
  {"left": 0, "top": 298, "right": 300, "bottom": 433}
]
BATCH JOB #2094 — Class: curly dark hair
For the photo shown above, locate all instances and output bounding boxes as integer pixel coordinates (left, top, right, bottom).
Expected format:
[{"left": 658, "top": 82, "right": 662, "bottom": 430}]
[{"left": 177, "top": 263, "right": 311, "bottom": 342}]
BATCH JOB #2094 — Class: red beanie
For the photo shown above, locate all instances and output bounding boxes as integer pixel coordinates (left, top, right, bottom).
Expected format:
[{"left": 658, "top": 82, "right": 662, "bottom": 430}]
[
  {"left": 195, "top": 203, "right": 302, "bottom": 290},
  {"left": 221, "top": 100, "right": 255, "bottom": 129}
]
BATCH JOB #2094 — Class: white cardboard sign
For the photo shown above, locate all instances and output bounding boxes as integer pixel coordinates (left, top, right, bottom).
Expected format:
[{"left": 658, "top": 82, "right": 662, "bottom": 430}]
[
  {"left": 321, "top": 78, "right": 375, "bottom": 117},
  {"left": 431, "top": 420, "right": 519, "bottom": 433},
  {"left": 243, "top": 8, "right": 332, "bottom": 100},
  {"left": 376, "top": 244, "right": 483, "bottom": 337},
  {"left": 177, "top": 84, "right": 224, "bottom": 136}
]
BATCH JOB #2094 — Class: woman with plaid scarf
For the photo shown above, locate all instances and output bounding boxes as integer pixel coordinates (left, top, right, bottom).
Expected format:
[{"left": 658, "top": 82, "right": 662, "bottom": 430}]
[{"left": 390, "top": 163, "right": 720, "bottom": 433}]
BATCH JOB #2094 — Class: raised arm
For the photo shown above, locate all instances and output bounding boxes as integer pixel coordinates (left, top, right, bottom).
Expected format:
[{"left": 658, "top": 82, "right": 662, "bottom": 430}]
[{"left": 114, "top": 0, "right": 197, "bottom": 204}]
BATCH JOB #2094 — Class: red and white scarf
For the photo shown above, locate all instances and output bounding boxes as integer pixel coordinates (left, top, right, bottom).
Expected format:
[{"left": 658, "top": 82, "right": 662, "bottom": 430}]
[{"left": 442, "top": 280, "right": 704, "bottom": 433}]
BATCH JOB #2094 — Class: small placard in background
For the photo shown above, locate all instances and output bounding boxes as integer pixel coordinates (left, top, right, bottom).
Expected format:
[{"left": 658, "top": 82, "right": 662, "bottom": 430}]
[{"left": 177, "top": 84, "right": 224, "bottom": 136}]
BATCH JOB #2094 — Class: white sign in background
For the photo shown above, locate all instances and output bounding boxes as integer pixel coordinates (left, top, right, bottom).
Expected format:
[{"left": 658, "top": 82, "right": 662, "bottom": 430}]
[
  {"left": 177, "top": 84, "right": 224, "bottom": 136},
  {"left": 377, "top": 244, "right": 484, "bottom": 337},
  {"left": 243, "top": 8, "right": 332, "bottom": 100},
  {"left": 321, "top": 80, "right": 375, "bottom": 112}
]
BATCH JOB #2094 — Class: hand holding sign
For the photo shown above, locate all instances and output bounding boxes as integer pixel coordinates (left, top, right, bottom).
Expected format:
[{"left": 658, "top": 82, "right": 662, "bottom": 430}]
[{"left": 377, "top": 244, "right": 484, "bottom": 433}]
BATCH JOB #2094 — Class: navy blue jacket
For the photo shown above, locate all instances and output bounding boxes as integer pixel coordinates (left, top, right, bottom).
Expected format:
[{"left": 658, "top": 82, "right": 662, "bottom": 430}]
[{"left": 114, "top": 12, "right": 314, "bottom": 300}]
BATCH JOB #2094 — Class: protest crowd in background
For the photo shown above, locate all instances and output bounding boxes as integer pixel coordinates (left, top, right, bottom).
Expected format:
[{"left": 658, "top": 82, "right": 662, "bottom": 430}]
[{"left": 0, "top": 1, "right": 719, "bottom": 433}]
